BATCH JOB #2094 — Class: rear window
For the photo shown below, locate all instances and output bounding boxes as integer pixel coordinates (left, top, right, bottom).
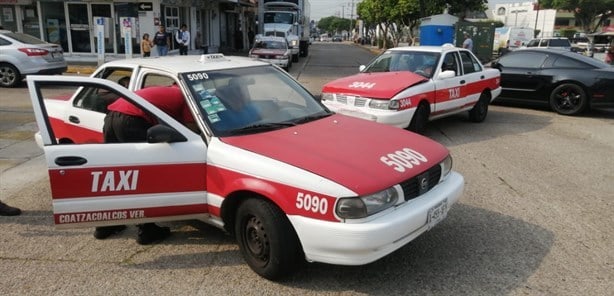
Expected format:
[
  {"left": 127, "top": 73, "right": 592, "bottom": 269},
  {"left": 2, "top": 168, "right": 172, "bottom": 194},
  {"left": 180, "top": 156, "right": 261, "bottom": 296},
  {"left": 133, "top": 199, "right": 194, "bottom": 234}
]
[
  {"left": 2, "top": 32, "right": 47, "bottom": 45},
  {"left": 549, "top": 39, "right": 571, "bottom": 47}
]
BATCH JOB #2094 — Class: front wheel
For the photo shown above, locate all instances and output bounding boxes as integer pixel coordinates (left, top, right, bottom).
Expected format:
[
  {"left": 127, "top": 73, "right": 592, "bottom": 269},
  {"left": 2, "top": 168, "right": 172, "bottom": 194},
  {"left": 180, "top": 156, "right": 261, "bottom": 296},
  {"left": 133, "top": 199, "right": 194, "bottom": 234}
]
[
  {"left": 549, "top": 83, "right": 587, "bottom": 115},
  {"left": 468, "top": 91, "right": 491, "bottom": 122},
  {"left": 235, "top": 198, "right": 301, "bottom": 280},
  {"left": 407, "top": 103, "right": 429, "bottom": 134}
]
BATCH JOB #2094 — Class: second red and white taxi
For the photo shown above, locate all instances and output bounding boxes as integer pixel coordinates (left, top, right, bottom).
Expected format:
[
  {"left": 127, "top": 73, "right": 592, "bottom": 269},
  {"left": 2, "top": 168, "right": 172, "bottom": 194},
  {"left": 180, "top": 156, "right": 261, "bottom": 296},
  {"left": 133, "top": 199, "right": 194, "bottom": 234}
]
[
  {"left": 321, "top": 44, "right": 502, "bottom": 133},
  {"left": 27, "top": 54, "right": 464, "bottom": 280}
]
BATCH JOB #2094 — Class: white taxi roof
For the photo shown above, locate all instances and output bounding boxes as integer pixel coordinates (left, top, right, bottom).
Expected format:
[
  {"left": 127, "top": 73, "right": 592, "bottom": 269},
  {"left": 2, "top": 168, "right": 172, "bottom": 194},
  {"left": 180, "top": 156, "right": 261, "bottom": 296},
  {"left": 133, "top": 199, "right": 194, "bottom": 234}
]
[
  {"left": 386, "top": 43, "right": 462, "bottom": 54},
  {"left": 100, "top": 54, "right": 269, "bottom": 75}
]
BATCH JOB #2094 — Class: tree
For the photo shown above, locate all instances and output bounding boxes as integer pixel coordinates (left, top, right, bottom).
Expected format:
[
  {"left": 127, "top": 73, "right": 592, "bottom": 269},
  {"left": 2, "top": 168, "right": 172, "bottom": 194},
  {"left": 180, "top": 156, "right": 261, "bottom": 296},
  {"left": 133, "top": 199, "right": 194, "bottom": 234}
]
[
  {"left": 317, "top": 16, "right": 351, "bottom": 36},
  {"left": 357, "top": 0, "right": 489, "bottom": 48},
  {"left": 539, "top": 0, "right": 614, "bottom": 33}
]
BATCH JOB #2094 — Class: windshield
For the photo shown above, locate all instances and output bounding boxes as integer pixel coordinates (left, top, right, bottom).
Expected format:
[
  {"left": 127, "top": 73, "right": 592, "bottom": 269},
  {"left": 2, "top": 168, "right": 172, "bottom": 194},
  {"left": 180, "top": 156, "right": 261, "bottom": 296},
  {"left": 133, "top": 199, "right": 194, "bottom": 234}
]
[
  {"left": 264, "top": 12, "right": 294, "bottom": 24},
  {"left": 362, "top": 51, "right": 440, "bottom": 78},
  {"left": 181, "top": 65, "right": 330, "bottom": 137}
]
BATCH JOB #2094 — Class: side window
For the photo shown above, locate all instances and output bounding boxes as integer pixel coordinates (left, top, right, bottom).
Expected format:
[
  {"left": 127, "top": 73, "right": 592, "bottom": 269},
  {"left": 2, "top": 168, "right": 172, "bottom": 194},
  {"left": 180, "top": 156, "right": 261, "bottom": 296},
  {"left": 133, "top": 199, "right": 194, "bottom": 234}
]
[
  {"left": 539, "top": 39, "right": 548, "bottom": 47},
  {"left": 552, "top": 56, "right": 587, "bottom": 68},
  {"left": 73, "top": 67, "right": 134, "bottom": 113},
  {"left": 498, "top": 52, "right": 547, "bottom": 69},
  {"left": 459, "top": 51, "right": 481, "bottom": 74},
  {"left": 0, "top": 37, "right": 11, "bottom": 46},
  {"left": 441, "top": 52, "right": 460, "bottom": 76},
  {"left": 141, "top": 73, "right": 177, "bottom": 88}
]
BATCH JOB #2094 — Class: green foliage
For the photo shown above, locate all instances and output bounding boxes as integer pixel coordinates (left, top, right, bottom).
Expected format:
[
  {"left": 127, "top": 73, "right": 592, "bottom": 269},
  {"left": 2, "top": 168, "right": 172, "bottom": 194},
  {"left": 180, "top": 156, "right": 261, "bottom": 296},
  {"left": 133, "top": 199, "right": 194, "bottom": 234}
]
[
  {"left": 539, "top": 0, "right": 614, "bottom": 33},
  {"left": 316, "top": 16, "right": 352, "bottom": 35}
]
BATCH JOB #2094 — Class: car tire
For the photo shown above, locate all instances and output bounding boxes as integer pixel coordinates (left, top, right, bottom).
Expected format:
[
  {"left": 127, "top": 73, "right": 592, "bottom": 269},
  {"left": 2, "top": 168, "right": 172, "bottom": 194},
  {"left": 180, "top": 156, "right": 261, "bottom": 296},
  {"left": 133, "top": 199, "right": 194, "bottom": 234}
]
[
  {"left": 468, "top": 91, "right": 491, "bottom": 122},
  {"left": 408, "top": 102, "right": 429, "bottom": 134},
  {"left": 292, "top": 54, "right": 299, "bottom": 62},
  {"left": 549, "top": 83, "right": 587, "bottom": 115},
  {"left": 235, "top": 198, "right": 301, "bottom": 280},
  {"left": 0, "top": 63, "right": 21, "bottom": 88}
]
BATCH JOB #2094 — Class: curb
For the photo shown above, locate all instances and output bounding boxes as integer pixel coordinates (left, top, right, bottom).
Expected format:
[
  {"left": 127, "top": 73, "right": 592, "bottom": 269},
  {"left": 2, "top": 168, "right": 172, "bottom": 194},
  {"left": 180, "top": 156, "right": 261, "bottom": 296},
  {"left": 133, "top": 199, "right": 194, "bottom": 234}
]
[{"left": 66, "top": 65, "right": 96, "bottom": 75}]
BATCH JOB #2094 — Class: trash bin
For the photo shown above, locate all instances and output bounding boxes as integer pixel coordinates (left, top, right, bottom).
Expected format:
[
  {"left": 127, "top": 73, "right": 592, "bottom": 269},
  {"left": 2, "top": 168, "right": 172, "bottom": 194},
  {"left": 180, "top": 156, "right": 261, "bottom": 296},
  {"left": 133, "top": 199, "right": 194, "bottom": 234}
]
[{"left": 202, "top": 45, "right": 208, "bottom": 54}]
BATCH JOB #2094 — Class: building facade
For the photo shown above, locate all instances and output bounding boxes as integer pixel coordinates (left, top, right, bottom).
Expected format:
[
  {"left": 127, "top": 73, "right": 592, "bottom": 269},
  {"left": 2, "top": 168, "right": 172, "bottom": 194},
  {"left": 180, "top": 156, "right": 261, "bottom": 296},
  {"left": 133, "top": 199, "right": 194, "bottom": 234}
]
[{"left": 0, "top": 0, "right": 256, "bottom": 58}]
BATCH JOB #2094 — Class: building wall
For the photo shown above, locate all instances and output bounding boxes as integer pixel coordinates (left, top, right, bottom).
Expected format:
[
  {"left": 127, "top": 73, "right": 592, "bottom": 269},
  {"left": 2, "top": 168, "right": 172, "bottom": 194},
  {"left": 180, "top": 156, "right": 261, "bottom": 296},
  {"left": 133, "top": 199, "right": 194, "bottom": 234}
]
[{"left": 492, "top": 1, "right": 557, "bottom": 38}]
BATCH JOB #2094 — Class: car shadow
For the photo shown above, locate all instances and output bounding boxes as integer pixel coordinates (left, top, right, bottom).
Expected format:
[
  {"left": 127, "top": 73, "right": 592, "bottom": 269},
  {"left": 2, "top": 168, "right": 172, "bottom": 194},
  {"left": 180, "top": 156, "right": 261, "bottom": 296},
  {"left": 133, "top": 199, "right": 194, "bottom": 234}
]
[
  {"left": 424, "top": 106, "right": 552, "bottom": 147},
  {"left": 281, "top": 203, "right": 554, "bottom": 294},
  {"left": 119, "top": 204, "right": 552, "bottom": 295}
]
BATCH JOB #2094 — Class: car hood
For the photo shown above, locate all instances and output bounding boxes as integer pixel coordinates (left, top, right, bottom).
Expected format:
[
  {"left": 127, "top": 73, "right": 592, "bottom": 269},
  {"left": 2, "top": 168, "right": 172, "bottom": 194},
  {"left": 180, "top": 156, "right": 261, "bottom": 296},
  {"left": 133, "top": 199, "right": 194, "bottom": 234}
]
[
  {"left": 220, "top": 114, "right": 448, "bottom": 195},
  {"left": 322, "top": 72, "right": 427, "bottom": 99}
]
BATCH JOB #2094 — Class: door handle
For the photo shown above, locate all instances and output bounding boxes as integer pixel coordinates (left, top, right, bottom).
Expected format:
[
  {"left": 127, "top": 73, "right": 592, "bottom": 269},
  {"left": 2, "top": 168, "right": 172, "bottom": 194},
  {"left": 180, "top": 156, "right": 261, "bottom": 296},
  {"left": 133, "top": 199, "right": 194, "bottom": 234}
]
[
  {"left": 55, "top": 156, "right": 87, "bottom": 166},
  {"left": 460, "top": 80, "right": 466, "bottom": 84},
  {"left": 69, "top": 116, "right": 80, "bottom": 124},
  {"left": 480, "top": 75, "right": 485, "bottom": 79}
]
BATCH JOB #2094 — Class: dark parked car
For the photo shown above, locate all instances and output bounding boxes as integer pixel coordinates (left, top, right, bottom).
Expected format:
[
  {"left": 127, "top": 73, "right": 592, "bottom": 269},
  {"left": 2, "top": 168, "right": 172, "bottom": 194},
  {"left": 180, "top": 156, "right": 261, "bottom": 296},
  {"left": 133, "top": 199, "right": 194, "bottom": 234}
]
[{"left": 491, "top": 48, "right": 614, "bottom": 115}]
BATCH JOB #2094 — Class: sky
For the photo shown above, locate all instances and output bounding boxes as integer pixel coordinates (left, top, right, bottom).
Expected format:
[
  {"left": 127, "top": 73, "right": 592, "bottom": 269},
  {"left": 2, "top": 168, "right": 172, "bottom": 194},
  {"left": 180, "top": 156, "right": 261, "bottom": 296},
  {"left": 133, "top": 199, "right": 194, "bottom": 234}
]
[{"left": 309, "top": 0, "right": 520, "bottom": 22}]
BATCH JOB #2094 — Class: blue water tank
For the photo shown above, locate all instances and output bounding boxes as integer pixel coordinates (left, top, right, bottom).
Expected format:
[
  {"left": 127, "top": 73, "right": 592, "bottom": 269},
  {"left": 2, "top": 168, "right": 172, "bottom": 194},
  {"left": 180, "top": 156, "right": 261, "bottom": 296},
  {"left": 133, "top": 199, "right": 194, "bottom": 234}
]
[
  {"left": 419, "top": 13, "right": 459, "bottom": 46},
  {"left": 420, "top": 25, "right": 455, "bottom": 45}
]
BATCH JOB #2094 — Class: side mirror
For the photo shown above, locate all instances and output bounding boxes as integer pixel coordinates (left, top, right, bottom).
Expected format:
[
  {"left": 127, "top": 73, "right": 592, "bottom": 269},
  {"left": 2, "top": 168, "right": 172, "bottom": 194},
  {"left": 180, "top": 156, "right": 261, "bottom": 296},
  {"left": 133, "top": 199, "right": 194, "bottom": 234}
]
[
  {"left": 147, "top": 124, "right": 187, "bottom": 143},
  {"left": 359, "top": 65, "right": 366, "bottom": 72},
  {"left": 437, "top": 70, "right": 456, "bottom": 80}
]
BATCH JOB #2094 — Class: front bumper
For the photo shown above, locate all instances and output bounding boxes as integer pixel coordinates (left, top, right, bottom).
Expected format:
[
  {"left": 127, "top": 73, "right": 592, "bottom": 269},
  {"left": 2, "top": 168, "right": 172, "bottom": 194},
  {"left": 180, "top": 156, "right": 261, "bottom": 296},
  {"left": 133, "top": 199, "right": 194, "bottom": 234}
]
[
  {"left": 289, "top": 171, "right": 464, "bottom": 265},
  {"left": 258, "top": 58, "right": 289, "bottom": 68},
  {"left": 323, "top": 100, "right": 416, "bottom": 128}
]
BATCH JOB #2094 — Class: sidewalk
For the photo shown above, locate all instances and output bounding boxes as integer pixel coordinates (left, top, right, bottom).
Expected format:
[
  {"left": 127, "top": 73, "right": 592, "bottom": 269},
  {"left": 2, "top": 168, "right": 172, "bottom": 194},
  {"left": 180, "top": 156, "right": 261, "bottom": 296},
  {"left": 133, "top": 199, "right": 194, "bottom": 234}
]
[{"left": 64, "top": 48, "right": 248, "bottom": 75}]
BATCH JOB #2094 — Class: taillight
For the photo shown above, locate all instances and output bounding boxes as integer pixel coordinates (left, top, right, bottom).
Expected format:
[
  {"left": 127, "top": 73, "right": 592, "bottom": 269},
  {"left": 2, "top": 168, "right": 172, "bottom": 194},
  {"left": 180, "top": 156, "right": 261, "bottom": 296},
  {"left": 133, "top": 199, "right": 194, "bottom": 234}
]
[{"left": 18, "top": 48, "right": 49, "bottom": 56}]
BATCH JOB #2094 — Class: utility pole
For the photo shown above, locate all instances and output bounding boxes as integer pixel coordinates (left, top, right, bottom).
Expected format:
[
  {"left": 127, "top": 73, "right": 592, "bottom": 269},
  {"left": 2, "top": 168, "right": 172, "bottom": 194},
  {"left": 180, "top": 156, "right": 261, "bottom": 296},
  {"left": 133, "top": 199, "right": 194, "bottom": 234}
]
[{"left": 349, "top": 0, "right": 354, "bottom": 41}]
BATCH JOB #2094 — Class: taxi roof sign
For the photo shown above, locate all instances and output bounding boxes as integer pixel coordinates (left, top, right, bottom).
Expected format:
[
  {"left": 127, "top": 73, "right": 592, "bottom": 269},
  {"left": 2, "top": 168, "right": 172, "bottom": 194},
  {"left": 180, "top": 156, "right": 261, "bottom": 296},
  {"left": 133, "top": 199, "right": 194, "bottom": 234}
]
[{"left": 199, "top": 53, "right": 228, "bottom": 63}]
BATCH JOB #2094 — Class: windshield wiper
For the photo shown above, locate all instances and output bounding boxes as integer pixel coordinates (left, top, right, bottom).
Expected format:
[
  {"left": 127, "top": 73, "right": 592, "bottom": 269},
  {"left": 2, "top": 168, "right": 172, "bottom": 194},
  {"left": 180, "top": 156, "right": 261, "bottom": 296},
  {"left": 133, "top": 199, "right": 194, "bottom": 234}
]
[
  {"left": 292, "top": 112, "right": 333, "bottom": 124},
  {"left": 229, "top": 122, "right": 297, "bottom": 135}
]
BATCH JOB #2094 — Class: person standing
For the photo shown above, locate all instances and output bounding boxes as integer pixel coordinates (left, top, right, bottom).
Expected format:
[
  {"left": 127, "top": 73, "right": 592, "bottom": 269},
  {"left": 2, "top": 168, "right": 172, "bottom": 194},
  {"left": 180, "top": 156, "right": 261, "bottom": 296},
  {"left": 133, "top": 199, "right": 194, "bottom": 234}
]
[
  {"left": 605, "top": 42, "right": 614, "bottom": 65},
  {"left": 0, "top": 201, "right": 21, "bottom": 216},
  {"left": 95, "top": 85, "right": 196, "bottom": 244},
  {"left": 176, "top": 24, "right": 190, "bottom": 55},
  {"left": 463, "top": 32, "right": 474, "bottom": 52},
  {"left": 141, "top": 33, "right": 153, "bottom": 57},
  {"left": 153, "top": 25, "right": 170, "bottom": 56}
]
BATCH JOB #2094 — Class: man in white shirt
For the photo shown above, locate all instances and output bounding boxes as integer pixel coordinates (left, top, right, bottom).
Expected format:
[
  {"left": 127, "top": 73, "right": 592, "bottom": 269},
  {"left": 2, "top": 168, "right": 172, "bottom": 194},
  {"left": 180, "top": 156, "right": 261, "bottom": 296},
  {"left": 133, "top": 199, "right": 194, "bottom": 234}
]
[{"left": 176, "top": 24, "right": 190, "bottom": 55}]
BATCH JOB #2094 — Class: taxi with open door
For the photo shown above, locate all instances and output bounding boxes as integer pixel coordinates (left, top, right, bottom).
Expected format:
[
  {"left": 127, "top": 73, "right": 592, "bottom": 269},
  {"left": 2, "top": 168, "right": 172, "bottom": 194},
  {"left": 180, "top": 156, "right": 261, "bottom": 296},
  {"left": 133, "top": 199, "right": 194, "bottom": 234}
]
[
  {"left": 321, "top": 44, "right": 501, "bottom": 133},
  {"left": 27, "top": 54, "right": 464, "bottom": 280}
]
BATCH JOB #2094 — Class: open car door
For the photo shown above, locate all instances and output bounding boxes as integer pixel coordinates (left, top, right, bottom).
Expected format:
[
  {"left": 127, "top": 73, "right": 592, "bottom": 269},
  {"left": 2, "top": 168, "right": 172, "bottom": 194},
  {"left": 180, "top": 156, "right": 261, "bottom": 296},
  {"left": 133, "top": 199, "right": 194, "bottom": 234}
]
[{"left": 28, "top": 75, "right": 208, "bottom": 229}]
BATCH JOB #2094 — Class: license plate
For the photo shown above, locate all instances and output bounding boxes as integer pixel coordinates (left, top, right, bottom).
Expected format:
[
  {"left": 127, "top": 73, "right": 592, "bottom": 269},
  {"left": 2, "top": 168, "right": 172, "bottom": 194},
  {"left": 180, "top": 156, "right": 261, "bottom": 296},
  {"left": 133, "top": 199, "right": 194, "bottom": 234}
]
[{"left": 427, "top": 199, "right": 448, "bottom": 230}]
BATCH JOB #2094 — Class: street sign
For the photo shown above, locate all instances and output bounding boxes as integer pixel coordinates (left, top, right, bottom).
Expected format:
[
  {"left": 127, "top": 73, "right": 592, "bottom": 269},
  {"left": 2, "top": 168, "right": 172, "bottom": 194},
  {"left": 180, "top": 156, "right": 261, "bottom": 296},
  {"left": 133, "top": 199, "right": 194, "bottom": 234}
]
[{"left": 138, "top": 2, "right": 153, "bottom": 11}]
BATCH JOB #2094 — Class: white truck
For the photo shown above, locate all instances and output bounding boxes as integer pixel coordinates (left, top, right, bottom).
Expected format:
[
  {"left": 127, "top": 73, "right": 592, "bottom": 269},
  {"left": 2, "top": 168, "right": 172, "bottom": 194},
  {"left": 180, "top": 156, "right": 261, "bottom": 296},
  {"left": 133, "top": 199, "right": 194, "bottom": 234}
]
[
  {"left": 257, "top": 0, "right": 310, "bottom": 62},
  {"left": 493, "top": 27, "right": 534, "bottom": 55}
]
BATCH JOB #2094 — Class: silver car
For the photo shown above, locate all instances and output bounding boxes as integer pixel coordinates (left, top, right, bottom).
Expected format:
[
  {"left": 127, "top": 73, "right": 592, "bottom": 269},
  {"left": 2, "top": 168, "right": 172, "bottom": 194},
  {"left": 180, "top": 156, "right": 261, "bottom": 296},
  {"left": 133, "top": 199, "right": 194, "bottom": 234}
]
[{"left": 0, "top": 30, "right": 67, "bottom": 87}]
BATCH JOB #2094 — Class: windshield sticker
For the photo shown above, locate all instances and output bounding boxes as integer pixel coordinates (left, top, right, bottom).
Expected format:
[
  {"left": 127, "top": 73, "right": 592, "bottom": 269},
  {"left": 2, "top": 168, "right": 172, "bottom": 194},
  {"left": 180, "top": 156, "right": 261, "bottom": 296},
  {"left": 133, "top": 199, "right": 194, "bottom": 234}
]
[
  {"left": 208, "top": 113, "right": 221, "bottom": 123},
  {"left": 200, "top": 96, "right": 227, "bottom": 115}
]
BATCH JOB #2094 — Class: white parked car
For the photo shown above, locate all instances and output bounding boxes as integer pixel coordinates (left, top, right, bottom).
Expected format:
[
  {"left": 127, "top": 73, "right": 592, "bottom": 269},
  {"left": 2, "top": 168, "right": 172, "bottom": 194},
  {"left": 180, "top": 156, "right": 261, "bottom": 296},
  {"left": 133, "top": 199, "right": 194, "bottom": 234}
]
[
  {"left": 0, "top": 29, "right": 66, "bottom": 87},
  {"left": 321, "top": 44, "right": 502, "bottom": 133},
  {"left": 28, "top": 54, "right": 464, "bottom": 280}
]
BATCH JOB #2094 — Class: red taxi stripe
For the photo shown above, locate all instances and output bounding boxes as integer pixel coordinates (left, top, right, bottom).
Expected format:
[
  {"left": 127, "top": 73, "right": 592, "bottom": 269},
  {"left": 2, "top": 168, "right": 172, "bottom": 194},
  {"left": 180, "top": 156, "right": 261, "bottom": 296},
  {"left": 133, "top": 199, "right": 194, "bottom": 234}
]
[
  {"left": 49, "top": 163, "right": 207, "bottom": 199},
  {"left": 49, "top": 117, "right": 103, "bottom": 144}
]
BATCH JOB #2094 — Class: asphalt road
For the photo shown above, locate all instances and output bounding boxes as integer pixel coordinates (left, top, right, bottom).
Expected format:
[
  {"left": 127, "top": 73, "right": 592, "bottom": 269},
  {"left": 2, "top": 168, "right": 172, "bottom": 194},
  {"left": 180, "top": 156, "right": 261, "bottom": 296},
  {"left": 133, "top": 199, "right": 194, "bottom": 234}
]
[{"left": 0, "top": 42, "right": 612, "bottom": 295}]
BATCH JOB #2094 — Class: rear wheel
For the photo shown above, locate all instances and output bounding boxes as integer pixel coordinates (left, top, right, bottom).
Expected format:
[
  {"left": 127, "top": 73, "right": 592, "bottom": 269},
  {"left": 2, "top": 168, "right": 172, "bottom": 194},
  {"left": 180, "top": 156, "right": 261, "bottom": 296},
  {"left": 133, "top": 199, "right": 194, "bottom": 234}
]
[
  {"left": 468, "top": 91, "right": 491, "bottom": 122},
  {"left": 235, "top": 198, "right": 301, "bottom": 280},
  {"left": 292, "top": 54, "right": 299, "bottom": 62},
  {"left": 407, "top": 102, "right": 429, "bottom": 134},
  {"left": 0, "top": 63, "right": 21, "bottom": 88},
  {"left": 549, "top": 83, "right": 587, "bottom": 115}
]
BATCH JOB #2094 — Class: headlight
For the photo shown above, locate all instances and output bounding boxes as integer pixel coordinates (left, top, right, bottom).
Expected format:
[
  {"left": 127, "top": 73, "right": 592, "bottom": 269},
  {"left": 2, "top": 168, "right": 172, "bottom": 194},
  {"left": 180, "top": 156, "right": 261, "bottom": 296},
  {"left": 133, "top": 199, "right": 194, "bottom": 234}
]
[
  {"left": 290, "top": 40, "right": 299, "bottom": 47},
  {"left": 441, "top": 154, "right": 453, "bottom": 179},
  {"left": 369, "top": 99, "right": 398, "bottom": 110},
  {"left": 249, "top": 54, "right": 258, "bottom": 58},
  {"left": 275, "top": 55, "right": 288, "bottom": 59},
  {"left": 336, "top": 187, "right": 398, "bottom": 219},
  {"left": 321, "top": 92, "right": 334, "bottom": 101}
]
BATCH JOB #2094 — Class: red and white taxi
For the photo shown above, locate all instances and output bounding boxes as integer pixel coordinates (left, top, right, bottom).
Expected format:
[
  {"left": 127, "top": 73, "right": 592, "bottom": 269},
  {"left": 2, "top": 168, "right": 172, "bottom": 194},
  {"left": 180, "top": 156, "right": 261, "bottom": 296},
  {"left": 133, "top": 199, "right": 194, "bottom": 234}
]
[
  {"left": 321, "top": 44, "right": 502, "bottom": 133},
  {"left": 27, "top": 54, "right": 464, "bottom": 280}
]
